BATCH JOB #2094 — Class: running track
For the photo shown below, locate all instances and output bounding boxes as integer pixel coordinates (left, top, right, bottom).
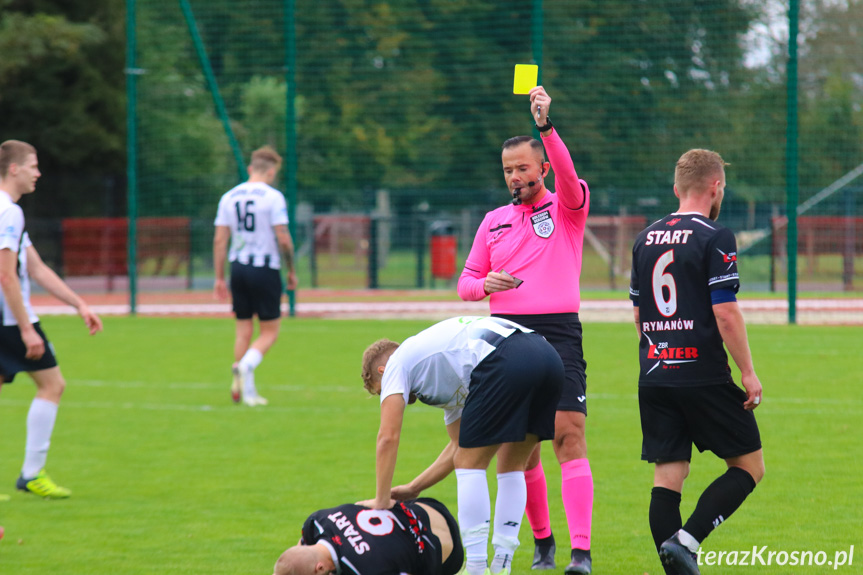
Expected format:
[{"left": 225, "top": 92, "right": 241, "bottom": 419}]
[{"left": 29, "top": 291, "right": 863, "bottom": 325}]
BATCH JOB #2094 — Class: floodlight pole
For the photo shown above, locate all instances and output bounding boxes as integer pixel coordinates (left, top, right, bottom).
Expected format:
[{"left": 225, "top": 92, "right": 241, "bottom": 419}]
[
  {"left": 532, "top": 0, "right": 543, "bottom": 138},
  {"left": 284, "top": 0, "right": 298, "bottom": 316},
  {"left": 786, "top": 0, "right": 800, "bottom": 324},
  {"left": 125, "top": 0, "right": 140, "bottom": 316}
]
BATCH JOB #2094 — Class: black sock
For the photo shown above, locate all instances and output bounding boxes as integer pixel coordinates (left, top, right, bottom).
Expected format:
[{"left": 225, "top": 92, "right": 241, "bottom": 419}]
[
  {"left": 650, "top": 486, "right": 682, "bottom": 552},
  {"left": 683, "top": 467, "right": 757, "bottom": 542},
  {"left": 535, "top": 533, "right": 555, "bottom": 547}
]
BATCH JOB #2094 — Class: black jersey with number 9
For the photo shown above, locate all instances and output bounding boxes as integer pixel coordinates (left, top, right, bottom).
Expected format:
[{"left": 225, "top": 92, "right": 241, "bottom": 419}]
[{"left": 629, "top": 213, "right": 740, "bottom": 387}]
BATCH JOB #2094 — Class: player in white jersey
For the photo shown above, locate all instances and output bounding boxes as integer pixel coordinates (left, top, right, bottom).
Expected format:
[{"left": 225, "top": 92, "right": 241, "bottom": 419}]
[
  {"left": 213, "top": 146, "right": 297, "bottom": 406},
  {"left": 360, "top": 316, "right": 564, "bottom": 575},
  {"left": 0, "top": 140, "right": 103, "bottom": 499}
]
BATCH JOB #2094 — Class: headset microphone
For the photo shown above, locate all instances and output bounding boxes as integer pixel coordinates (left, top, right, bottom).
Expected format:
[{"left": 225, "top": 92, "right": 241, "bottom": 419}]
[{"left": 511, "top": 181, "right": 536, "bottom": 205}]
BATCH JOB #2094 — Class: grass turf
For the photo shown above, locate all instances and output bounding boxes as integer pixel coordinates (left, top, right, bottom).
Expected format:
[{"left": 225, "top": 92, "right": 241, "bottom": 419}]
[{"left": 0, "top": 316, "right": 860, "bottom": 573}]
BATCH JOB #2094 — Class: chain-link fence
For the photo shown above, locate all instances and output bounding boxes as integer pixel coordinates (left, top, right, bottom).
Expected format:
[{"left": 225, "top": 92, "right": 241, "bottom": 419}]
[{"left": 25, "top": 0, "right": 863, "bottom": 319}]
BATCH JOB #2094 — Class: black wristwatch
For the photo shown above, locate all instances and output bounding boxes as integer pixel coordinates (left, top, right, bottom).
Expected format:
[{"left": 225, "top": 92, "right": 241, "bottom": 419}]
[{"left": 536, "top": 118, "right": 553, "bottom": 132}]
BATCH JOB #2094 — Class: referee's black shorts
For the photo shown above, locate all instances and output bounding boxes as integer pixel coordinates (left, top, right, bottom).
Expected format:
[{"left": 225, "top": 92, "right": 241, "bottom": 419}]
[
  {"left": 459, "top": 331, "right": 564, "bottom": 448},
  {"left": 494, "top": 312, "right": 587, "bottom": 414},
  {"left": 639, "top": 378, "right": 762, "bottom": 463},
  {"left": 0, "top": 322, "right": 59, "bottom": 384},
  {"left": 230, "top": 261, "right": 282, "bottom": 320}
]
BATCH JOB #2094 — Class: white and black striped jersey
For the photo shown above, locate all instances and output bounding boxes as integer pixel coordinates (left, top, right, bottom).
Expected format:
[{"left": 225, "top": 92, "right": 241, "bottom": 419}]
[
  {"left": 0, "top": 190, "right": 37, "bottom": 326},
  {"left": 380, "top": 316, "right": 532, "bottom": 424},
  {"left": 214, "top": 181, "right": 288, "bottom": 269},
  {"left": 300, "top": 501, "right": 440, "bottom": 575},
  {"left": 630, "top": 213, "right": 740, "bottom": 387}
]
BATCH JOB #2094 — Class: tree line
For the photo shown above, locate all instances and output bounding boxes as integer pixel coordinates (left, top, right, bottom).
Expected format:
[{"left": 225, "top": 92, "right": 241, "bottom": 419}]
[{"left": 1, "top": 0, "right": 860, "bottom": 220}]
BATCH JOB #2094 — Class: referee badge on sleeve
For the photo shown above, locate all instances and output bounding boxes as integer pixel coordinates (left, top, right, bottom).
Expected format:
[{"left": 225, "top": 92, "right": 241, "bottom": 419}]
[{"left": 531, "top": 211, "right": 554, "bottom": 238}]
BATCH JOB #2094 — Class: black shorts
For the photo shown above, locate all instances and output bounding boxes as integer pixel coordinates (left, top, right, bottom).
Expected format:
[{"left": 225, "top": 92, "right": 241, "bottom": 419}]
[
  {"left": 230, "top": 261, "right": 283, "bottom": 320},
  {"left": 0, "top": 322, "right": 59, "bottom": 384},
  {"left": 494, "top": 312, "right": 587, "bottom": 414},
  {"left": 639, "top": 379, "right": 762, "bottom": 463},
  {"left": 413, "top": 497, "right": 464, "bottom": 575},
  {"left": 459, "top": 332, "right": 564, "bottom": 448}
]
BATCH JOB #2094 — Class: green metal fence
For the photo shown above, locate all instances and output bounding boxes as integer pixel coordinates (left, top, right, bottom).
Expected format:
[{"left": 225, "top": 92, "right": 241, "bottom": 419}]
[{"left": 118, "top": 0, "right": 863, "bottom": 320}]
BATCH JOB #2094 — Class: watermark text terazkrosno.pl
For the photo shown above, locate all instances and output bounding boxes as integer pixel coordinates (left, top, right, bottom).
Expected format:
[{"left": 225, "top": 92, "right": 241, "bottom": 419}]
[{"left": 697, "top": 546, "right": 854, "bottom": 570}]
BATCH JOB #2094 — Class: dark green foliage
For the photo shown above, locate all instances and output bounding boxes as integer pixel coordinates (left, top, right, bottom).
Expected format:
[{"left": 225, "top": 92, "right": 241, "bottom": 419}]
[
  {"left": 1, "top": 1, "right": 861, "bottom": 220},
  {"left": 0, "top": 0, "right": 125, "bottom": 216}
]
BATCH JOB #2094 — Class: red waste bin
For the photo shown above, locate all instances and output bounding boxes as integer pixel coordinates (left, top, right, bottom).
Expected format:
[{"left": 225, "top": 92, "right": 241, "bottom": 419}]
[{"left": 430, "top": 221, "right": 457, "bottom": 279}]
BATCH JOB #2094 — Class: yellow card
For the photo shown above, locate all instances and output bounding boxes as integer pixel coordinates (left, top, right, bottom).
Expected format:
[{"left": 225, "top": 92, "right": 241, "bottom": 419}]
[{"left": 513, "top": 64, "right": 538, "bottom": 95}]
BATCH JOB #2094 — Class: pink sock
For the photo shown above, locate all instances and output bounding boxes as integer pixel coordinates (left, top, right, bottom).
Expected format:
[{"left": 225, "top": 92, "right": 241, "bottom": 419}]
[
  {"left": 524, "top": 460, "right": 552, "bottom": 539},
  {"left": 561, "top": 458, "right": 593, "bottom": 550}
]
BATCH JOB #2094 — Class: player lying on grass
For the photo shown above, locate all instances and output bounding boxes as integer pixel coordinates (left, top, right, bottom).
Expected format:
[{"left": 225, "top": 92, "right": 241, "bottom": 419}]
[
  {"left": 360, "top": 316, "right": 564, "bottom": 575},
  {"left": 273, "top": 497, "right": 463, "bottom": 575}
]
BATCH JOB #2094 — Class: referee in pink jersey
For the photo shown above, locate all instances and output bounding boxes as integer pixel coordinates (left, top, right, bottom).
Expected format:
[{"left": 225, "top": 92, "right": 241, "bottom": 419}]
[{"left": 457, "top": 86, "right": 593, "bottom": 574}]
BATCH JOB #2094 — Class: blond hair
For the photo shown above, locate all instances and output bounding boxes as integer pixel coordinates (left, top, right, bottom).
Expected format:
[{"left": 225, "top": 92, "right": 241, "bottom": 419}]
[
  {"left": 249, "top": 145, "right": 282, "bottom": 174},
  {"left": 0, "top": 140, "right": 36, "bottom": 178},
  {"left": 674, "top": 149, "right": 728, "bottom": 196},
  {"left": 361, "top": 339, "right": 400, "bottom": 393}
]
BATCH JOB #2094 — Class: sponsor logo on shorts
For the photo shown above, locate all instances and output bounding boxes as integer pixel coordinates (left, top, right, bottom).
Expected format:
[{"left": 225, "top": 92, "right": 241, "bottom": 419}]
[{"left": 577, "top": 395, "right": 586, "bottom": 402}]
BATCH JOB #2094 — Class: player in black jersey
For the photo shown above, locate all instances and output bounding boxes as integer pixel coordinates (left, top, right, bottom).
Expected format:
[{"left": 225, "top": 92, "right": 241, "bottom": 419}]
[
  {"left": 273, "top": 497, "right": 463, "bottom": 575},
  {"left": 629, "top": 149, "right": 765, "bottom": 575}
]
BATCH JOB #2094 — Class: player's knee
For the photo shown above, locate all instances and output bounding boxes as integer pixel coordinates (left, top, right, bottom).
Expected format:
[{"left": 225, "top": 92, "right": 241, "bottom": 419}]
[
  {"left": 38, "top": 374, "right": 66, "bottom": 401},
  {"left": 554, "top": 418, "right": 586, "bottom": 447},
  {"left": 729, "top": 451, "right": 765, "bottom": 485},
  {"left": 553, "top": 429, "right": 587, "bottom": 460},
  {"left": 525, "top": 444, "right": 542, "bottom": 470},
  {"left": 53, "top": 375, "right": 66, "bottom": 398},
  {"left": 747, "top": 459, "right": 765, "bottom": 485}
]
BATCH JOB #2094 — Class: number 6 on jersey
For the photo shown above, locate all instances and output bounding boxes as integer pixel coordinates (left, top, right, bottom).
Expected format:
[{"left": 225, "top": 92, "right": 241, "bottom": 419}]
[{"left": 652, "top": 249, "right": 677, "bottom": 317}]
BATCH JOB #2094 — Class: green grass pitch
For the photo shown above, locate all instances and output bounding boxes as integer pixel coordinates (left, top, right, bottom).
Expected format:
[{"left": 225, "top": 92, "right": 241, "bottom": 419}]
[{"left": 0, "top": 316, "right": 860, "bottom": 574}]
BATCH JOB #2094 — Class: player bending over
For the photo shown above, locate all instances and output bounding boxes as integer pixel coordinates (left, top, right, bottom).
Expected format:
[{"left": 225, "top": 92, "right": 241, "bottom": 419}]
[
  {"left": 360, "top": 316, "right": 564, "bottom": 575},
  {"left": 273, "top": 497, "right": 463, "bottom": 575}
]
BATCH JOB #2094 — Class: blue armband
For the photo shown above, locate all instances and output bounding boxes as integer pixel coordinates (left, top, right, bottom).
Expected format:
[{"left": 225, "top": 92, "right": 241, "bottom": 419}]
[{"left": 711, "top": 288, "right": 737, "bottom": 305}]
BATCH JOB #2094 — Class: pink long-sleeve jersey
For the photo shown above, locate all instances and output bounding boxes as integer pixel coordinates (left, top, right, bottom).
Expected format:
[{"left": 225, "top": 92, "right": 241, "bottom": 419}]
[{"left": 457, "top": 129, "right": 590, "bottom": 314}]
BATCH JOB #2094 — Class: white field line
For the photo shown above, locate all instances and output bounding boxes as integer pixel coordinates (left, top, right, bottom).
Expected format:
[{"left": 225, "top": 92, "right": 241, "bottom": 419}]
[
  {"left": 30, "top": 299, "right": 863, "bottom": 317},
  {"left": 1, "top": 384, "right": 858, "bottom": 415}
]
